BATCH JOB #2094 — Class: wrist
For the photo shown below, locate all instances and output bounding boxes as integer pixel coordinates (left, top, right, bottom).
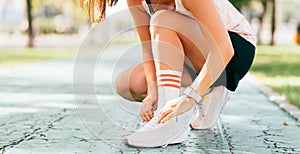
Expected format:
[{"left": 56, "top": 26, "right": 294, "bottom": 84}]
[
  {"left": 147, "top": 82, "right": 158, "bottom": 97},
  {"left": 183, "top": 86, "right": 202, "bottom": 103},
  {"left": 185, "top": 96, "right": 197, "bottom": 105},
  {"left": 147, "top": 82, "right": 157, "bottom": 90}
]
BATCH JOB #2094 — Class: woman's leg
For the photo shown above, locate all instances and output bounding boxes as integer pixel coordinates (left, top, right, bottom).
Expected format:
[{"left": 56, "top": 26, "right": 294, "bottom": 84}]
[
  {"left": 124, "top": 10, "right": 214, "bottom": 147},
  {"left": 150, "top": 10, "right": 211, "bottom": 81},
  {"left": 148, "top": 10, "right": 214, "bottom": 111},
  {"left": 116, "top": 10, "right": 212, "bottom": 108}
]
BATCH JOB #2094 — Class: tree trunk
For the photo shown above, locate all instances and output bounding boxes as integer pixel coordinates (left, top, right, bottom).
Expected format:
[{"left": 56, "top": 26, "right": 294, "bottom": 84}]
[
  {"left": 257, "top": 0, "right": 267, "bottom": 45},
  {"left": 270, "top": 0, "right": 276, "bottom": 45},
  {"left": 26, "top": 0, "right": 34, "bottom": 47}
]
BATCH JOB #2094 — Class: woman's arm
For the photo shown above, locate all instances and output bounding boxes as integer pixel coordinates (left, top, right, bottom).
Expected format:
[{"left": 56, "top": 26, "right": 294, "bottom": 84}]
[
  {"left": 127, "top": 0, "right": 158, "bottom": 122},
  {"left": 183, "top": 0, "right": 234, "bottom": 97},
  {"left": 127, "top": 0, "right": 156, "bottom": 92}
]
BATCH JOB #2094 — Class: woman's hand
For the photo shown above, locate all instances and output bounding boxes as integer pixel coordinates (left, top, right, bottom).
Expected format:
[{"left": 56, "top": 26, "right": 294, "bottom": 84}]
[
  {"left": 158, "top": 96, "right": 196, "bottom": 124},
  {"left": 140, "top": 84, "right": 158, "bottom": 122}
]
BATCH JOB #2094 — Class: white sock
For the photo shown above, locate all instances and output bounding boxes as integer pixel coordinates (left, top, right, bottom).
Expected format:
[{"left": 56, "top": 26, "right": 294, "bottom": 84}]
[{"left": 156, "top": 70, "right": 182, "bottom": 109}]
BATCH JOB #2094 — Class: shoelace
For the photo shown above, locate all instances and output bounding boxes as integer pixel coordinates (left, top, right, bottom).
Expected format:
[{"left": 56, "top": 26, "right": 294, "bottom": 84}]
[
  {"left": 197, "top": 87, "right": 214, "bottom": 117},
  {"left": 142, "top": 113, "right": 161, "bottom": 130}
]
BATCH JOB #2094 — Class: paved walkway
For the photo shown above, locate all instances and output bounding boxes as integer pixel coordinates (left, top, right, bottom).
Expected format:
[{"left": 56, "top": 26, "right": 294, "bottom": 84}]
[{"left": 0, "top": 45, "right": 300, "bottom": 154}]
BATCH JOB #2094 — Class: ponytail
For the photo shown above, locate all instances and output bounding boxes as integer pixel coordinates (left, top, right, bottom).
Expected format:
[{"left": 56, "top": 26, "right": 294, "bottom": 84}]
[{"left": 79, "top": 0, "right": 118, "bottom": 23}]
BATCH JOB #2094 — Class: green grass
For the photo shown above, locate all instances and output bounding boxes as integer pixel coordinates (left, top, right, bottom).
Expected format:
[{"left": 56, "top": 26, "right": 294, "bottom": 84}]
[
  {"left": 0, "top": 48, "right": 76, "bottom": 69},
  {"left": 250, "top": 45, "right": 300, "bottom": 108}
]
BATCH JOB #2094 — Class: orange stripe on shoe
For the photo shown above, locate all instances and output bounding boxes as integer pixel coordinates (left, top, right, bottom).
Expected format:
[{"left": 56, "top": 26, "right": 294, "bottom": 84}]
[
  {"left": 159, "top": 84, "right": 181, "bottom": 89},
  {"left": 158, "top": 79, "right": 181, "bottom": 83},
  {"left": 159, "top": 74, "right": 181, "bottom": 78}
]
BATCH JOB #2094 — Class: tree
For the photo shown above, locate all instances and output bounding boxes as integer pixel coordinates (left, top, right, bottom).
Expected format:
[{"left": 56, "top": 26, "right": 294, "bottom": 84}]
[
  {"left": 26, "top": 0, "right": 34, "bottom": 47},
  {"left": 229, "top": 0, "right": 251, "bottom": 10},
  {"left": 270, "top": 0, "right": 277, "bottom": 45},
  {"left": 230, "top": 0, "right": 278, "bottom": 45},
  {"left": 257, "top": 0, "right": 268, "bottom": 44}
]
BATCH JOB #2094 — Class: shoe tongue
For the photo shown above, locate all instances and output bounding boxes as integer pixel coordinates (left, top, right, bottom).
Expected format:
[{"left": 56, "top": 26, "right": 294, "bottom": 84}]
[
  {"left": 141, "top": 114, "right": 159, "bottom": 130},
  {"left": 142, "top": 111, "right": 174, "bottom": 131},
  {"left": 153, "top": 110, "right": 160, "bottom": 117}
]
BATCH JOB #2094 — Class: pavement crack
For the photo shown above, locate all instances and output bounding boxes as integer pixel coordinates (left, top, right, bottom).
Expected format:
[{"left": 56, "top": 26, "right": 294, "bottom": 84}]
[
  {"left": 221, "top": 124, "right": 234, "bottom": 154},
  {"left": 258, "top": 128, "right": 300, "bottom": 153},
  {"left": 261, "top": 130, "right": 283, "bottom": 137},
  {"left": 73, "top": 136, "right": 89, "bottom": 142},
  {"left": 0, "top": 113, "right": 68, "bottom": 152},
  {"left": 0, "top": 127, "right": 40, "bottom": 152}
]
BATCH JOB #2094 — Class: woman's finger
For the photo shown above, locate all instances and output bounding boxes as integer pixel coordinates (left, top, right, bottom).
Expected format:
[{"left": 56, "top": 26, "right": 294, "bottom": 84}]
[
  {"left": 140, "top": 111, "right": 145, "bottom": 122},
  {"left": 142, "top": 104, "right": 152, "bottom": 122},
  {"left": 158, "top": 108, "right": 173, "bottom": 123},
  {"left": 141, "top": 103, "right": 148, "bottom": 122},
  {"left": 158, "top": 111, "right": 176, "bottom": 124},
  {"left": 152, "top": 103, "right": 158, "bottom": 112},
  {"left": 146, "top": 109, "right": 154, "bottom": 120}
]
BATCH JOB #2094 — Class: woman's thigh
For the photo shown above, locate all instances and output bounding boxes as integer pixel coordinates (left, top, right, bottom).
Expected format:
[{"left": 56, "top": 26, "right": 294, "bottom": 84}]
[{"left": 151, "top": 10, "right": 213, "bottom": 73}]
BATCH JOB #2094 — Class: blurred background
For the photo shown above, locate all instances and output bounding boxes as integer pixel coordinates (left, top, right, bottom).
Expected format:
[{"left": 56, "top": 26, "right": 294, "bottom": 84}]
[
  {"left": 0, "top": 0, "right": 300, "bottom": 48},
  {"left": 0, "top": 0, "right": 89, "bottom": 48},
  {"left": 0, "top": 0, "right": 299, "bottom": 109}
]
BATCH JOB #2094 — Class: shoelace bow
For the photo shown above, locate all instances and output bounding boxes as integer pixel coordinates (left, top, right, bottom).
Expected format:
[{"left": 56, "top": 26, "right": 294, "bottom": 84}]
[{"left": 143, "top": 113, "right": 160, "bottom": 130}]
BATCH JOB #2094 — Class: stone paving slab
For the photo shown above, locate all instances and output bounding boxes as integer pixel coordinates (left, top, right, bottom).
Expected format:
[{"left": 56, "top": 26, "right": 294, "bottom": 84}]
[{"left": 0, "top": 45, "right": 300, "bottom": 154}]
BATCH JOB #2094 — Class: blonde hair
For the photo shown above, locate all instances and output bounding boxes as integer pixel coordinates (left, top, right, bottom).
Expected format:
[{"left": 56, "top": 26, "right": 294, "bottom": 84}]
[{"left": 79, "top": 0, "right": 118, "bottom": 23}]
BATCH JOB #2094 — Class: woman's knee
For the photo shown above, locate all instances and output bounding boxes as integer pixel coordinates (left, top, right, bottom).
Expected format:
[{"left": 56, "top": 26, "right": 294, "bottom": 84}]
[
  {"left": 115, "top": 65, "right": 147, "bottom": 101},
  {"left": 150, "top": 10, "right": 174, "bottom": 29},
  {"left": 115, "top": 71, "right": 131, "bottom": 100}
]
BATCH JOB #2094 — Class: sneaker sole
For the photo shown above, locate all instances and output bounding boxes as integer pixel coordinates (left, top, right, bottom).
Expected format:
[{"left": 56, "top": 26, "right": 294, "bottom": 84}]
[{"left": 124, "top": 128, "right": 188, "bottom": 148}]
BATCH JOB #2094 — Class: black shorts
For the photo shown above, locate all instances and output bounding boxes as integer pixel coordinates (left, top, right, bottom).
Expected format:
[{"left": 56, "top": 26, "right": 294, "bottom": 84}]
[{"left": 185, "top": 31, "right": 256, "bottom": 92}]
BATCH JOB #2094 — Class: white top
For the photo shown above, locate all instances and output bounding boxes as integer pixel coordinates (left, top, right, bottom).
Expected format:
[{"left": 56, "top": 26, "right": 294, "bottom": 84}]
[{"left": 141, "top": 0, "right": 256, "bottom": 46}]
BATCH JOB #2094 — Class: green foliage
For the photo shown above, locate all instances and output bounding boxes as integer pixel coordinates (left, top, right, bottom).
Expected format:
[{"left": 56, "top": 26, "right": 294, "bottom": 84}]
[
  {"left": 229, "top": 0, "right": 251, "bottom": 10},
  {"left": 251, "top": 45, "right": 300, "bottom": 108},
  {"left": 29, "top": 0, "right": 87, "bottom": 34},
  {"left": 271, "top": 85, "right": 300, "bottom": 108},
  {"left": 251, "top": 46, "right": 300, "bottom": 77},
  {"left": 0, "top": 48, "right": 75, "bottom": 69}
]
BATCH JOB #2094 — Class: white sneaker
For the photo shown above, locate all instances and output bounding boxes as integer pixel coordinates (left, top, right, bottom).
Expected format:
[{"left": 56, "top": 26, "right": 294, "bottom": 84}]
[
  {"left": 124, "top": 101, "right": 197, "bottom": 148},
  {"left": 190, "top": 86, "right": 229, "bottom": 130}
]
